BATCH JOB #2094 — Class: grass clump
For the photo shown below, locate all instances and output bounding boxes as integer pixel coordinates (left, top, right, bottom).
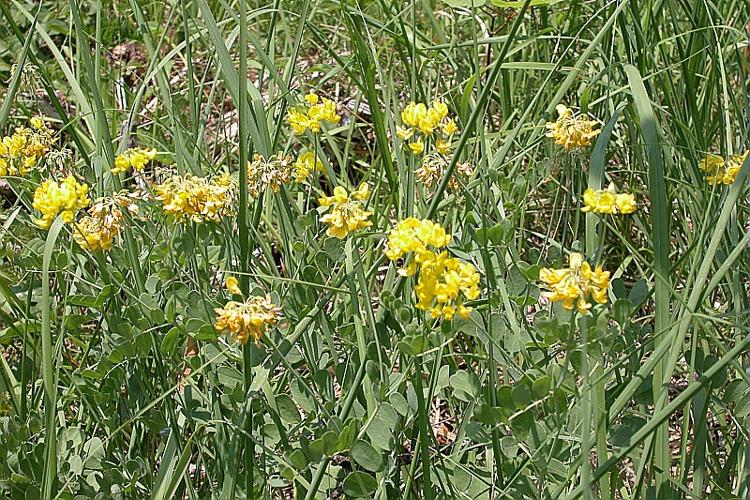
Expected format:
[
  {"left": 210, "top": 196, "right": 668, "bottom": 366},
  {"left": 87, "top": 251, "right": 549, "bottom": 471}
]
[{"left": 0, "top": 1, "right": 749, "bottom": 499}]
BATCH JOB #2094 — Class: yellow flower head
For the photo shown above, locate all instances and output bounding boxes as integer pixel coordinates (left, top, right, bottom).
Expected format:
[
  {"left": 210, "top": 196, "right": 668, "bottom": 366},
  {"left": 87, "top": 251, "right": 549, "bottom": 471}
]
[
  {"left": 286, "top": 91, "right": 341, "bottom": 135},
  {"left": 399, "top": 100, "right": 459, "bottom": 156},
  {"left": 545, "top": 104, "right": 600, "bottom": 150},
  {"left": 385, "top": 218, "right": 479, "bottom": 320},
  {"left": 409, "top": 137, "right": 425, "bottom": 155},
  {"left": 435, "top": 138, "right": 450, "bottom": 155},
  {"left": 581, "top": 183, "right": 637, "bottom": 214},
  {"left": 539, "top": 252, "right": 610, "bottom": 314},
  {"left": 214, "top": 295, "right": 281, "bottom": 344},
  {"left": 32, "top": 175, "right": 91, "bottom": 229},
  {"left": 247, "top": 152, "right": 294, "bottom": 197},
  {"left": 293, "top": 151, "right": 324, "bottom": 183},
  {"left": 154, "top": 172, "right": 236, "bottom": 222},
  {"left": 112, "top": 147, "right": 157, "bottom": 174},
  {"left": 225, "top": 276, "right": 242, "bottom": 295},
  {"left": 317, "top": 183, "right": 372, "bottom": 239},
  {"left": 72, "top": 197, "right": 126, "bottom": 252},
  {"left": 0, "top": 118, "right": 56, "bottom": 177},
  {"left": 700, "top": 151, "right": 747, "bottom": 185}
]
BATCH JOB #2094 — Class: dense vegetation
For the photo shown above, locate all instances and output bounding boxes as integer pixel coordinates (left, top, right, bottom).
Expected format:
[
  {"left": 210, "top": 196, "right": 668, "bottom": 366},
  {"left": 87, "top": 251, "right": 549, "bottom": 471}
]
[{"left": 0, "top": 0, "right": 749, "bottom": 498}]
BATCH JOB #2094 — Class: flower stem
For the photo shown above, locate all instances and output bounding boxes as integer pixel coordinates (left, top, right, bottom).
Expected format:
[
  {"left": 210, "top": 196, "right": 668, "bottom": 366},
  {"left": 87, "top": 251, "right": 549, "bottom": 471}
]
[{"left": 413, "top": 355, "right": 434, "bottom": 500}]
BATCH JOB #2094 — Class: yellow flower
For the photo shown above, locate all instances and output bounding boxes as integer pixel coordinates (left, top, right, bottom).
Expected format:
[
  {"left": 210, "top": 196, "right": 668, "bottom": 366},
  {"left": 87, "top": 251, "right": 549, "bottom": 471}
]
[
  {"left": 545, "top": 104, "right": 600, "bottom": 150},
  {"left": 539, "top": 253, "right": 610, "bottom": 314},
  {"left": 292, "top": 151, "right": 324, "bottom": 183},
  {"left": 385, "top": 218, "right": 452, "bottom": 261},
  {"left": 385, "top": 218, "right": 479, "bottom": 320},
  {"left": 0, "top": 119, "right": 56, "bottom": 176},
  {"left": 286, "top": 91, "right": 340, "bottom": 135},
  {"left": 435, "top": 137, "right": 450, "bottom": 155},
  {"left": 247, "top": 152, "right": 294, "bottom": 197},
  {"left": 32, "top": 175, "right": 91, "bottom": 229},
  {"left": 401, "top": 102, "right": 427, "bottom": 128},
  {"left": 701, "top": 151, "right": 747, "bottom": 185},
  {"left": 318, "top": 184, "right": 372, "bottom": 239},
  {"left": 214, "top": 295, "right": 281, "bottom": 344},
  {"left": 431, "top": 101, "right": 449, "bottom": 120},
  {"left": 72, "top": 198, "right": 124, "bottom": 252},
  {"left": 30, "top": 117, "right": 44, "bottom": 129},
  {"left": 112, "top": 147, "right": 157, "bottom": 174},
  {"left": 581, "top": 183, "right": 637, "bottom": 214},
  {"left": 396, "top": 126, "right": 414, "bottom": 141},
  {"left": 399, "top": 101, "right": 458, "bottom": 156},
  {"left": 409, "top": 137, "right": 424, "bottom": 155},
  {"left": 225, "top": 276, "right": 242, "bottom": 295},
  {"left": 442, "top": 119, "right": 459, "bottom": 136},
  {"left": 154, "top": 172, "right": 236, "bottom": 222}
]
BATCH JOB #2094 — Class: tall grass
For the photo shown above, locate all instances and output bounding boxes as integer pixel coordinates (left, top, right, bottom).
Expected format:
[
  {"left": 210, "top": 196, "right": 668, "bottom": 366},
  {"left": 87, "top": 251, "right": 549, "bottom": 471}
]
[{"left": 0, "top": 0, "right": 748, "bottom": 499}]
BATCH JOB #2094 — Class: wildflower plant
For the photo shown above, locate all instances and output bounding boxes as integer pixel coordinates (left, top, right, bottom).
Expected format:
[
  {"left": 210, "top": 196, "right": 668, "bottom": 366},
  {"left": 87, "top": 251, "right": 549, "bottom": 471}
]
[
  {"left": 154, "top": 171, "right": 236, "bottom": 222},
  {"left": 539, "top": 252, "right": 611, "bottom": 315},
  {"left": 246, "top": 152, "right": 294, "bottom": 197},
  {"left": 581, "top": 183, "right": 637, "bottom": 214},
  {"left": 699, "top": 151, "right": 747, "bottom": 185},
  {"left": 546, "top": 104, "right": 600, "bottom": 150},
  {"left": 2, "top": 3, "right": 749, "bottom": 500},
  {"left": 32, "top": 175, "right": 91, "bottom": 228},
  {"left": 386, "top": 218, "right": 480, "bottom": 320},
  {"left": 286, "top": 91, "right": 341, "bottom": 135},
  {"left": 0, "top": 117, "right": 56, "bottom": 176},
  {"left": 214, "top": 294, "right": 281, "bottom": 345},
  {"left": 415, "top": 152, "right": 473, "bottom": 193},
  {"left": 317, "top": 183, "right": 372, "bottom": 239},
  {"left": 112, "top": 147, "right": 157, "bottom": 174},
  {"left": 398, "top": 101, "right": 459, "bottom": 155}
]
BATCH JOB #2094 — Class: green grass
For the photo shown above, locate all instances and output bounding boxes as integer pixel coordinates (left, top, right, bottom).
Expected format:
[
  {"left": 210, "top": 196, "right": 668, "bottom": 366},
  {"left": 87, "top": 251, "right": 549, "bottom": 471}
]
[{"left": 0, "top": 0, "right": 749, "bottom": 498}]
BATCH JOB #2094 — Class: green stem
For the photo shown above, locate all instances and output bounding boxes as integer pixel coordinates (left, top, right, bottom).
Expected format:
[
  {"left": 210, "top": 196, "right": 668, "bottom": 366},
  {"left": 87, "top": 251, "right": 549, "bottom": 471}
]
[
  {"left": 579, "top": 313, "right": 592, "bottom": 500},
  {"left": 592, "top": 346, "right": 609, "bottom": 500},
  {"left": 238, "top": 0, "right": 253, "bottom": 493},
  {"left": 41, "top": 216, "right": 65, "bottom": 499},
  {"left": 413, "top": 355, "right": 433, "bottom": 500}
]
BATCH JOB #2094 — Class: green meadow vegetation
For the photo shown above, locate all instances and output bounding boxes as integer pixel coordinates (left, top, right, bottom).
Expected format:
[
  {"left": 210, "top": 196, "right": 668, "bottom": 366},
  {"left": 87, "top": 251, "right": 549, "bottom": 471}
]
[{"left": 0, "top": 0, "right": 749, "bottom": 498}]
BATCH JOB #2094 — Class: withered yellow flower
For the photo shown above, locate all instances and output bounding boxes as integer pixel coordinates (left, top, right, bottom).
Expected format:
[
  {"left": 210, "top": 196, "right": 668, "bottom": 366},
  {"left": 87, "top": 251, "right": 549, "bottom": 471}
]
[
  {"left": 545, "top": 104, "right": 600, "bottom": 150},
  {"left": 214, "top": 295, "right": 281, "bottom": 344}
]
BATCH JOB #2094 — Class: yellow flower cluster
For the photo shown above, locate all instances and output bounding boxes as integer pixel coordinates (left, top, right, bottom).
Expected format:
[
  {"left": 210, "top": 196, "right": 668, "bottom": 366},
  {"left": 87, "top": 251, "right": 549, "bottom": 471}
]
[
  {"left": 225, "top": 276, "right": 242, "bottom": 295},
  {"left": 112, "top": 147, "right": 157, "bottom": 174},
  {"left": 286, "top": 92, "right": 341, "bottom": 135},
  {"left": 247, "top": 152, "right": 295, "bottom": 197},
  {"left": 32, "top": 175, "right": 91, "bottom": 229},
  {"left": 397, "top": 101, "right": 459, "bottom": 155},
  {"left": 154, "top": 172, "right": 236, "bottom": 222},
  {"left": 318, "top": 183, "right": 372, "bottom": 239},
  {"left": 386, "top": 218, "right": 480, "bottom": 320},
  {"left": 293, "top": 151, "right": 323, "bottom": 182},
  {"left": 581, "top": 183, "right": 637, "bottom": 214},
  {"left": 699, "top": 151, "right": 747, "bottom": 185},
  {"left": 73, "top": 198, "right": 125, "bottom": 252},
  {"left": 0, "top": 118, "right": 55, "bottom": 177},
  {"left": 545, "top": 104, "right": 600, "bottom": 150},
  {"left": 214, "top": 295, "right": 281, "bottom": 344},
  {"left": 539, "top": 253, "right": 610, "bottom": 314},
  {"left": 415, "top": 153, "right": 473, "bottom": 192}
]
